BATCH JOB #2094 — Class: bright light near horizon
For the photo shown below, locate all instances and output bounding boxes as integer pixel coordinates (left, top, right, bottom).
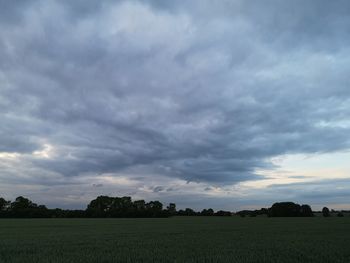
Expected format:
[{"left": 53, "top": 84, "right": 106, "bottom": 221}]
[
  {"left": 242, "top": 151, "right": 350, "bottom": 189},
  {"left": 271, "top": 151, "right": 350, "bottom": 179}
]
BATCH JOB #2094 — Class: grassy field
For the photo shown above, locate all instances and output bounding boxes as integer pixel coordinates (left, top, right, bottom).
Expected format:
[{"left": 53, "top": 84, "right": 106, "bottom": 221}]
[{"left": 0, "top": 217, "right": 349, "bottom": 263}]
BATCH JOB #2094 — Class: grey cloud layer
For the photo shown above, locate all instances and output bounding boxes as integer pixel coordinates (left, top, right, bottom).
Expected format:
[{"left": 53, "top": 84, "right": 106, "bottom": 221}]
[{"left": 1, "top": 0, "right": 350, "bottom": 196}]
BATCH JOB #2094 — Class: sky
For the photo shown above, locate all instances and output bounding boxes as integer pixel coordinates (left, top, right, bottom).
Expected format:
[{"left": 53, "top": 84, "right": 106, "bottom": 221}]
[{"left": 1, "top": 0, "right": 350, "bottom": 211}]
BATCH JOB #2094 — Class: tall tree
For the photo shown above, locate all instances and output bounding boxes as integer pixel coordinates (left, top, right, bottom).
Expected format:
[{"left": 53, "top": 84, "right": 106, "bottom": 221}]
[
  {"left": 11, "top": 196, "right": 37, "bottom": 210},
  {"left": 86, "top": 196, "right": 114, "bottom": 217},
  {"left": 0, "top": 197, "right": 10, "bottom": 211},
  {"left": 300, "top": 204, "right": 314, "bottom": 217},
  {"left": 201, "top": 208, "right": 214, "bottom": 216},
  {"left": 269, "top": 202, "right": 313, "bottom": 217},
  {"left": 322, "top": 207, "right": 330, "bottom": 217},
  {"left": 167, "top": 203, "right": 176, "bottom": 215}
]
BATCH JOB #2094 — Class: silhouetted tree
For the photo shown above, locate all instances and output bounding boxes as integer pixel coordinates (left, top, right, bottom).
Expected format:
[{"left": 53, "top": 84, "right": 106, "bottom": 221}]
[
  {"left": 11, "top": 196, "right": 37, "bottom": 210},
  {"left": 86, "top": 196, "right": 114, "bottom": 217},
  {"left": 167, "top": 203, "right": 176, "bottom": 216},
  {"left": 1, "top": 195, "right": 333, "bottom": 219},
  {"left": 215, "top": 210, "right": 231, "bottom": 216},
  {"left": 322, "top": 207, "right": 330, "bottom": 217},
  {"left": 86, "top": 196, "right": 168, "bottom": 218},
  {"left": 269, "top": 202, "right": 297, "bottom": 217},
  {"left": 177, "top": 208, "right": 197, "bottom": 216},
  {"left": 134, "top": 200, "right": 146, "bottom": 210},
  {"left": 259, "top": 208, "right": 269, "bottom": 215},
  {"left": 145, "top": 201, "right": 164, "bottom": 217},
  {"left": 146, "top": 200, "right": 162, "bottom": 211},
  {"left": 237, "top": 210, "right": 253, "bottom": 217},
  {"left": 7, "top": 196, "right": 50, "bottom": 218},
  {"left": 201, "top": 208, "right": 214, "bottom": 216},
  {"left": 0, "top": 197, "right": 10, "bottom": 211},
  {"left": 269, "top": 202, "right": 313, "bottom": 217},
  {"left": 300, "top": 204, "right": 314, "bottom": 217},
  {"left": 186, "top": 208, "right": 197, "bottom": 216},
  {"left": 133, "top": 200, "right": 146, "bottom": 217},
  {"left": 110, "top": 196, "right": 133, "bottom": 217}
]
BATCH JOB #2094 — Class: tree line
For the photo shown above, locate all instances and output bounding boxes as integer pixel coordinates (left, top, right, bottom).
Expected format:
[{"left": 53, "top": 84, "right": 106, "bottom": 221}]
[{"left": 0, "top": 196, "right": 346, "bottom": 218}]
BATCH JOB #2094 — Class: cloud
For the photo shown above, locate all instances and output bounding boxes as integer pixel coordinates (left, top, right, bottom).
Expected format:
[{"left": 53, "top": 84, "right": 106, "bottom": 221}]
[
  {"left": 1, "top": 0, "right": 350, "bottom": 208},
  {"left": 152, "top": 186, "right": 164, "bottom": 193}
]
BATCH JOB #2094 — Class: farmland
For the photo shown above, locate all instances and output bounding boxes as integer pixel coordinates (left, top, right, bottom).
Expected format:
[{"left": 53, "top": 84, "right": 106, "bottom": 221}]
[{"left": 0, "top": 217, "right": 349, "bottom": 263}]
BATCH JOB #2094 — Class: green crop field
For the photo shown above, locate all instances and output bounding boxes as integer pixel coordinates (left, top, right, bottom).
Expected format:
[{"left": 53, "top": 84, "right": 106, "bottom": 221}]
[{"left": 0, "top": 217, "right": 349, "bottom": 263}]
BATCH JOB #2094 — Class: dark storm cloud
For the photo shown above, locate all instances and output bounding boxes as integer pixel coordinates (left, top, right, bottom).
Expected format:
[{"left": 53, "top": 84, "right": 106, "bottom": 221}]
[{"left": 1, "top": 0, "right": 350, "bottom": 205}]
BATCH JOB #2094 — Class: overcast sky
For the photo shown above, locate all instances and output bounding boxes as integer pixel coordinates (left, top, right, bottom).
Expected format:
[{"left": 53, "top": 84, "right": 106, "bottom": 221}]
[{"left": 1, "top": 0, "right": 350, "bottom": 211}]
